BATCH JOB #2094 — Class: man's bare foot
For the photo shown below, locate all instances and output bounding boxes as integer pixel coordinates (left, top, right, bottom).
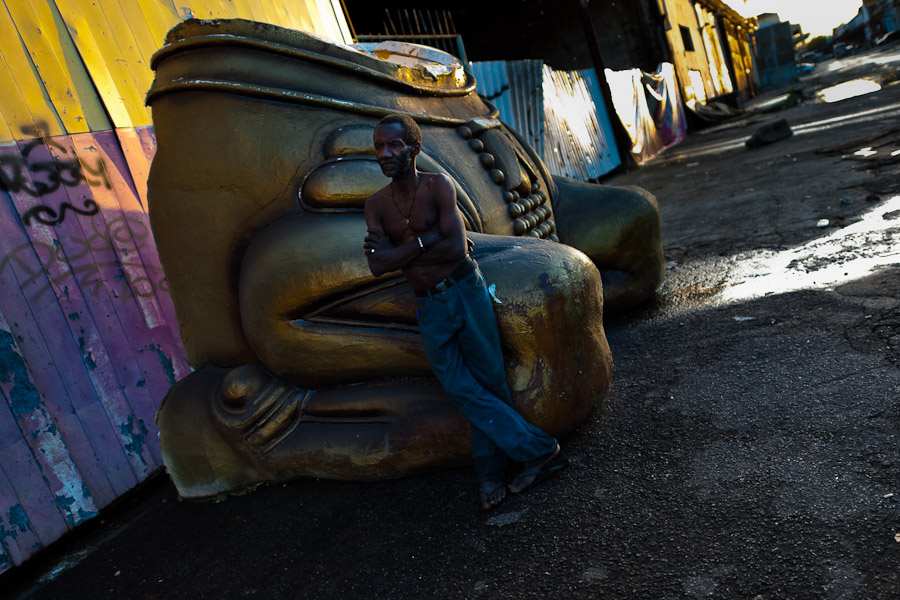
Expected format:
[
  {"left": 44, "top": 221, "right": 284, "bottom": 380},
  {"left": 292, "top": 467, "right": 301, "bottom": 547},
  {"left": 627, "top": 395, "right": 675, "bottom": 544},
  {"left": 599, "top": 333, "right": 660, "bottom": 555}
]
[
  {"left": 508, "top": 444, "right": 568, "bottom": 494},
  {"left": 479, "top": 481, "right": 507, "bottom": 510}
]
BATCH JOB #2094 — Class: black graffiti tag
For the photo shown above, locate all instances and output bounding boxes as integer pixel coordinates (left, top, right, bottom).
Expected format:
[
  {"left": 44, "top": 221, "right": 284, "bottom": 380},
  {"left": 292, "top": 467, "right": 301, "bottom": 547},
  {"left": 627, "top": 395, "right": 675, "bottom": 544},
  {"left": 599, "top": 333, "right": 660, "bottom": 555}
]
[
  {"left": 0, "top": 211, "right": 164, "bottom": 303},
  {"left": 22, "top": 199, "right": 100, "bottom": 226},
  {"left": 0, "top": 140, "right": 112, "bottom": 205}
]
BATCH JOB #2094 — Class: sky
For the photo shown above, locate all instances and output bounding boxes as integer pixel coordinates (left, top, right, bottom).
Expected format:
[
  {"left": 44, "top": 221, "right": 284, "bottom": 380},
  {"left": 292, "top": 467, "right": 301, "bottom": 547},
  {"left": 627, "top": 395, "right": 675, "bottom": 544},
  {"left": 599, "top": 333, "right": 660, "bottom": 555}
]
[{"left": 736, "top": 0, "right": 863, "bottom": 37}]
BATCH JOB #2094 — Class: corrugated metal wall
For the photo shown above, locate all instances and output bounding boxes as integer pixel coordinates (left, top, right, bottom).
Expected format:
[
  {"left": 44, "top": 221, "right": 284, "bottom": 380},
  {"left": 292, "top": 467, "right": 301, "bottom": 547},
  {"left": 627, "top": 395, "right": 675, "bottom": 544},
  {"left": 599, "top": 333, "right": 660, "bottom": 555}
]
[
  {"left": 470, "top": 60, "right": 621, "bottom": 181},
  {"left": 0, "top": 0, "right": 351, "bottom": 573}
]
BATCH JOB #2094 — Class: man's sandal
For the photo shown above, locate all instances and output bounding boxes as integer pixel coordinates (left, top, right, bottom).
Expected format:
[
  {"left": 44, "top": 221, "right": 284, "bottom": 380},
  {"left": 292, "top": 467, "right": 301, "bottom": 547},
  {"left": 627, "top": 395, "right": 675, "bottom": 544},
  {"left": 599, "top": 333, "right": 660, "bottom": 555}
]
[
  {"left": 479, "top": 481, "right": 508, "bottom": 510},
  {"left": 508, "top": 444, "right": 568, "bottom": 494}
]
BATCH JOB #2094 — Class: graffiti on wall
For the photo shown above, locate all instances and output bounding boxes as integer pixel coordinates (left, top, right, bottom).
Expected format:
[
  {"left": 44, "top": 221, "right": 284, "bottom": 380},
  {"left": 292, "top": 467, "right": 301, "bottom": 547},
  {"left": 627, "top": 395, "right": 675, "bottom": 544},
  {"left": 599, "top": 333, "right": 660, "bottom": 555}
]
[
  {"left": 0, "top": 214, "right": 168, "bottom": 303},
  {"left": 0, "top": 125, "right": 192, "bottom": 572},
  {"left": 0, "top": 127, "right": 169, "bottom": 305},
  {"left": 0, "top": 135, "right": 111, "bottom": 202}
]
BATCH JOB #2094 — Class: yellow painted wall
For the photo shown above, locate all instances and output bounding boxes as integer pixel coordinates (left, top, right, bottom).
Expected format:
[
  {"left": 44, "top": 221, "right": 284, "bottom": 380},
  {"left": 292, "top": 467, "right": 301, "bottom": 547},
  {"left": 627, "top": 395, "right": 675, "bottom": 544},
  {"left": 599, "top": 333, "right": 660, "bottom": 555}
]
[
  {"left": 657, "top": 0, "right": 755, "bottom": 106},
  {"left": 0, "top": 0, "right": 352, "bottom": 143},
  {"left": 658, "top": 0, "right": 716, "bottom": 104},
  {"left": 694, "top": 3, "right": 733, "bottom": 96}
]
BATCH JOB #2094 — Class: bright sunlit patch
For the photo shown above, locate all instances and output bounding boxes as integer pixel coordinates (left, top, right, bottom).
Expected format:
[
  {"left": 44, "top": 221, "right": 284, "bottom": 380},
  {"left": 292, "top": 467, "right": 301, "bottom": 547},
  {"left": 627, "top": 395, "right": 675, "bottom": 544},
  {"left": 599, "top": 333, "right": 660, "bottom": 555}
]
[
  {"left": 720, "top": 196, "right": 900, "bottom": 302},
  {"left": 818, "top": 79, "right": 882, "bottom": 103}
]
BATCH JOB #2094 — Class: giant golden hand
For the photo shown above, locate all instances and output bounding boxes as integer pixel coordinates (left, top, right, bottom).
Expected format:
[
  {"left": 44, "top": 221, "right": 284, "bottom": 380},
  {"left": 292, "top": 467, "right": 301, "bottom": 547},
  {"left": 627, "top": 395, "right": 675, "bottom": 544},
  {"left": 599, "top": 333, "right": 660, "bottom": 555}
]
[{"left": 148, "top": 19, "right": 660, "bottom": 498}]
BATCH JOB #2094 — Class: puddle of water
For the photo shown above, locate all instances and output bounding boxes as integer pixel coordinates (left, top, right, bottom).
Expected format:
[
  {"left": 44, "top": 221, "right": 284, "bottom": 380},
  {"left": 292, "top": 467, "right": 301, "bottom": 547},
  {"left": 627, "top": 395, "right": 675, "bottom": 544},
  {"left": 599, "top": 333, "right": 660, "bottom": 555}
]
[
  {"left": 721, "top": 195, "right": 900, "bottom": 302},
  {"left": 818, "top": 79, "right": 882, "bottom": 103}
]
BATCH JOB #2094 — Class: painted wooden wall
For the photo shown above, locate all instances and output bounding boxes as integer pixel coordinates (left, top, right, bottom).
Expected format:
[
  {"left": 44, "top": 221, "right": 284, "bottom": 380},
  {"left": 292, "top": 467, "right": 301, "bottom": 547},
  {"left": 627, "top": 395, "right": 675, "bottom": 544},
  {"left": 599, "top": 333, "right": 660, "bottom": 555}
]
[{"left": 0, "top": 0, "right": 351, "bottom": 574}]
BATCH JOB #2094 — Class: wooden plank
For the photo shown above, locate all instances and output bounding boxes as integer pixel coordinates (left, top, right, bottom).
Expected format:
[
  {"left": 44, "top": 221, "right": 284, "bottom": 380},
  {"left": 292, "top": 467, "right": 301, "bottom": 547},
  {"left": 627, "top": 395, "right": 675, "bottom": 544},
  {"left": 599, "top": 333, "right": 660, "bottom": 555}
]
[
  {"left": 5, "top": 1, "right": 91, "bottom": 134},
  {"left": 0, "top": 234, "right": 118, "bottom": 510},
  {"left": 236, "top": 0, "right": 270, "bottom": 23},
  {"left": 134, "top": 0, "right": 181, "bottom": 50},
  {"left": 186, "top": 0, "right": 222, "bottom": 19},
  {"left": 42, "top": 0, "right": 113, "bottom": 133},
  {"left": 0, "top": 436, "right": 69, "bottom": 547},
  {"left": 53, "top": 0, "right": 151, "bottom": 128},
  {"left": 18, "top": 135, "right": 160, "bottom": 475},
  {"left": 0, "top": 312, "right": 99, "bottom": 531},
  {"left": 84, "top": 131, "right": 189, "bottom": 380},
  {"left": 262, "top": 0, "right": 289, "bottom": 28},
  {"left": 116, "top": 127, "right": 185, "bottom": 365},
  {"left": 292, "top": 0, "right": 319, "bottom": 33},
  {"left": 0, "top": 142, "right": 142, "bottom": 493},
  {"left": 66, "top": 132, "right": 189, "bottom": 465},
  {"left": 324, "top": 0, "right": 354, "bottom": 44},
  {"left": 215, "top": 0, "right": 241, "bottom": 19},
  {"left": 244, "top": 0, "right": 273, "bottom": 23},
  {"left": 107, "top": 0, "right": 161, "bottom": 79},
  {"left": 64, "top": 131, "right": 185, "bottom": 449},
  {"left": 90, "top": 0, "right": 155, "bottom": 102},
  {"left": 0, "top": 367, "right": 72, "bottom": 550},
  {"left": 311, "top": 0, "right": 349, "bottom": 43},
  {"left": 0, "top": 14, "right": 56, "bottom": 141},
  {"left": 228, "top": 0, "right": 257, "bottom": 21},
  {"left": 0, "top": 158, "right": 135, "bottom": 501},
  {"left": 114, "top": 127, "right": 151, "bottom": 208},
  {"left": 0, "top": 411, "right": 46, "bottom": 568},
  {"left": 0, "top": 106, "right": 19, "bottom": 146}
]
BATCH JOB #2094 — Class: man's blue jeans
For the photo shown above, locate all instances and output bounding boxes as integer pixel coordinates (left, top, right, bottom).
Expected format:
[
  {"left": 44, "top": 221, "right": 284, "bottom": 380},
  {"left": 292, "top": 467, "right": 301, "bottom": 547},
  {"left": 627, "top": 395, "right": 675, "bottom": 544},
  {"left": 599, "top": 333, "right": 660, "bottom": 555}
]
[{"left": 416, "top": 264, "right": 558, "bottom": 482}]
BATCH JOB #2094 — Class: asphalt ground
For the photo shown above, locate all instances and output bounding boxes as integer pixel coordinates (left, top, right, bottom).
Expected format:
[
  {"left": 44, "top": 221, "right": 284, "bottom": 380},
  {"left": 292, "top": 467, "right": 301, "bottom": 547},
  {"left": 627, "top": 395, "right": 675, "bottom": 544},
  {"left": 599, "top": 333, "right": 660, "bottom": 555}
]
[{"left": 4, "top": 55, "right": 900, "bottom": 599}]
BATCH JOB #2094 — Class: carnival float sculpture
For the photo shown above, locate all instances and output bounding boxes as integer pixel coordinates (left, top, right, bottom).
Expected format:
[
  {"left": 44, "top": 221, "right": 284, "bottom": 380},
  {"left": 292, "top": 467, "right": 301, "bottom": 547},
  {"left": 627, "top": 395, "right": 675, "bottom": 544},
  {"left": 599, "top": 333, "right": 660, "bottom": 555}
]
[{"left": 147, "top": 19, "right": 664, "bottom": 498}]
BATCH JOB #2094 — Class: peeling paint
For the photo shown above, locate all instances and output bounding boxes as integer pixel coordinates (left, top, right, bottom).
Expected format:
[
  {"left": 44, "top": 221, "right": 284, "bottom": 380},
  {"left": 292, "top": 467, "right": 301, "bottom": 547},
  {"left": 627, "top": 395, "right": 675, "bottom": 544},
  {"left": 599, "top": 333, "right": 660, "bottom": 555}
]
[
  {"left": 0, "top": 329, "right": 42, "bottom": 415},
  {"left": 0, "top": 504, "right": 32, "bottom": 541},
  {"left": 150, "top": 343, "right": 176, "bottom": 385},
  {"left": 54, "top": 494, "right": 97, "bottom": 527},
  {"left": 1, "top": 329, "right": 98, "bottom": 528},
  {"left": 77, "top": 336, "right": 96, "bottom": 370},
  {"left": 120, "top": 416, "right": 149, "bottom": 466}
]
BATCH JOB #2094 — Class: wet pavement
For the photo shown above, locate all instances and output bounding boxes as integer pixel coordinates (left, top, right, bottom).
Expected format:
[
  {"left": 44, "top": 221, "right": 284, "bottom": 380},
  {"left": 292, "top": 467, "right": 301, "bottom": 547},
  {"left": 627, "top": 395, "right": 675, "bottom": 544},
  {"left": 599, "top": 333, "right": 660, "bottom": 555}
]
[{"left": 4, "top": 55, "right": 900, "bottom": 599}]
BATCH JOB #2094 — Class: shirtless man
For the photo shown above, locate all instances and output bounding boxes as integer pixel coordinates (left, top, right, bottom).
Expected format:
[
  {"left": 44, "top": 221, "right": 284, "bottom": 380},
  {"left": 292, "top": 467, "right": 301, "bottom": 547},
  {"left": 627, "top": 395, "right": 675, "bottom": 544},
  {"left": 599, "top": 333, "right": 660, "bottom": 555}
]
[{"left": 364, "top": 114, "right": 567, "bottom": 509}]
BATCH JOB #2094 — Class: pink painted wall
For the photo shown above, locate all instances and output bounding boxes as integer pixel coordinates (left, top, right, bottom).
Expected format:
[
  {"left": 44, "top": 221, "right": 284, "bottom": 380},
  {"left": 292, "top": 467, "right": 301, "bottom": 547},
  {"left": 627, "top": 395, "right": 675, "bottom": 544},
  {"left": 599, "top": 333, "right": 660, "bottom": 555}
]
[{"left": 0, "top": 126, "right": 189, "bottom": 572}]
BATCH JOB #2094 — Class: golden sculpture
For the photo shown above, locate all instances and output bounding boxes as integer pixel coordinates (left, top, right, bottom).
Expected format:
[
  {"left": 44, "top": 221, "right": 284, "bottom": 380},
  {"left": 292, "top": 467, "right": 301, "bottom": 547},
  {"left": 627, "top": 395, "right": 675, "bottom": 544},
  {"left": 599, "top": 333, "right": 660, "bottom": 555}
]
[{"left": 148, "top": 19, "right": 664, "bottom": 498}]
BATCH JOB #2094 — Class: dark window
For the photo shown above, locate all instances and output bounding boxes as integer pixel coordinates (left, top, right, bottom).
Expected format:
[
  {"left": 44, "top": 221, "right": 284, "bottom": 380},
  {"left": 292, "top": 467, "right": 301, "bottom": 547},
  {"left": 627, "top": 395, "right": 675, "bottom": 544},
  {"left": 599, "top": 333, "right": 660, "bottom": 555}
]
[{"left": 680, "top": 25, "right": 695, "bottom": 51}]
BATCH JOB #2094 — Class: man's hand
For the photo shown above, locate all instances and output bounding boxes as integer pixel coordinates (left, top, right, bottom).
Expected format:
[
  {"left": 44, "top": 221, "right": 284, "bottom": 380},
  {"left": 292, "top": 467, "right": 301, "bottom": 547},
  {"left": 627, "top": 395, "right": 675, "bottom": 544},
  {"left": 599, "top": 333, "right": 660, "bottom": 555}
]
[{"left": 364, "top": 228, "right": 393, "bottom": 255}]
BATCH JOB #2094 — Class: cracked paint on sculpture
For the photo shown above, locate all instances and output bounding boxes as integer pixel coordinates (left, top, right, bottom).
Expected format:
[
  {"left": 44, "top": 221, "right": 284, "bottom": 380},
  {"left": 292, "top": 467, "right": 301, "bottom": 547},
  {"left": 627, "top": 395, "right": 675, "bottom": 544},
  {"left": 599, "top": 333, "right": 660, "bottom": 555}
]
[{"left": 148, "top": 19, "right": 664, "bottom": 498}]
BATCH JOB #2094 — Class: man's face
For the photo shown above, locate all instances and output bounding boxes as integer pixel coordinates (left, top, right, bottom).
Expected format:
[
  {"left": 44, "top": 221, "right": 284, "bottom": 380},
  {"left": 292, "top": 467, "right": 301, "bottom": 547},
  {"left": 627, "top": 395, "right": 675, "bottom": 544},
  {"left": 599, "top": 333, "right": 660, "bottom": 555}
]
[{"left": 374, "top": 123, "right": 418, "bottom": 179}]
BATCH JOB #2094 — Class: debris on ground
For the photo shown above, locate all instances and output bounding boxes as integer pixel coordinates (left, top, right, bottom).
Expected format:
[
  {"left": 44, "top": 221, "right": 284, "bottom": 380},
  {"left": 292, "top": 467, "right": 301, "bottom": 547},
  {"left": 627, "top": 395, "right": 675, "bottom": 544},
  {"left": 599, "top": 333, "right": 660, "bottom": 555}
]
[{"left": 746, "top": 118, "right": 793, "bottom": 148}]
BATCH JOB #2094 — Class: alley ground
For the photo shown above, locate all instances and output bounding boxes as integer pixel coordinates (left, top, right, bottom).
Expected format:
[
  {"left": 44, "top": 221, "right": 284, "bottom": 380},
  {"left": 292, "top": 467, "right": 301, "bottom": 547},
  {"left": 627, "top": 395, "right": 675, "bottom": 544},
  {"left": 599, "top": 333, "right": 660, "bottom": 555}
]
[{"left": 4, "top": 51, "right": 900, "bottom": 599}]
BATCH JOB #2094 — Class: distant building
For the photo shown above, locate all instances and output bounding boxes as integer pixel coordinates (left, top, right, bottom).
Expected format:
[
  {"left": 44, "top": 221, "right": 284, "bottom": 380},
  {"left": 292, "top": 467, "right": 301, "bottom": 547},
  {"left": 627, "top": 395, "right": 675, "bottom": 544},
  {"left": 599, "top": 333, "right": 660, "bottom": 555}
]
[
  {"left": 752, "top": 14, "right": 797, "bottom": 87},
  {"left": 757, "top": 13, "right": 781, "bottom": 28},
  {"left": 658, "top": 0, "right": 758, "bottom": 106},
  {"left": 863, "top": 0, "right": 900, "bottom": 41}
]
